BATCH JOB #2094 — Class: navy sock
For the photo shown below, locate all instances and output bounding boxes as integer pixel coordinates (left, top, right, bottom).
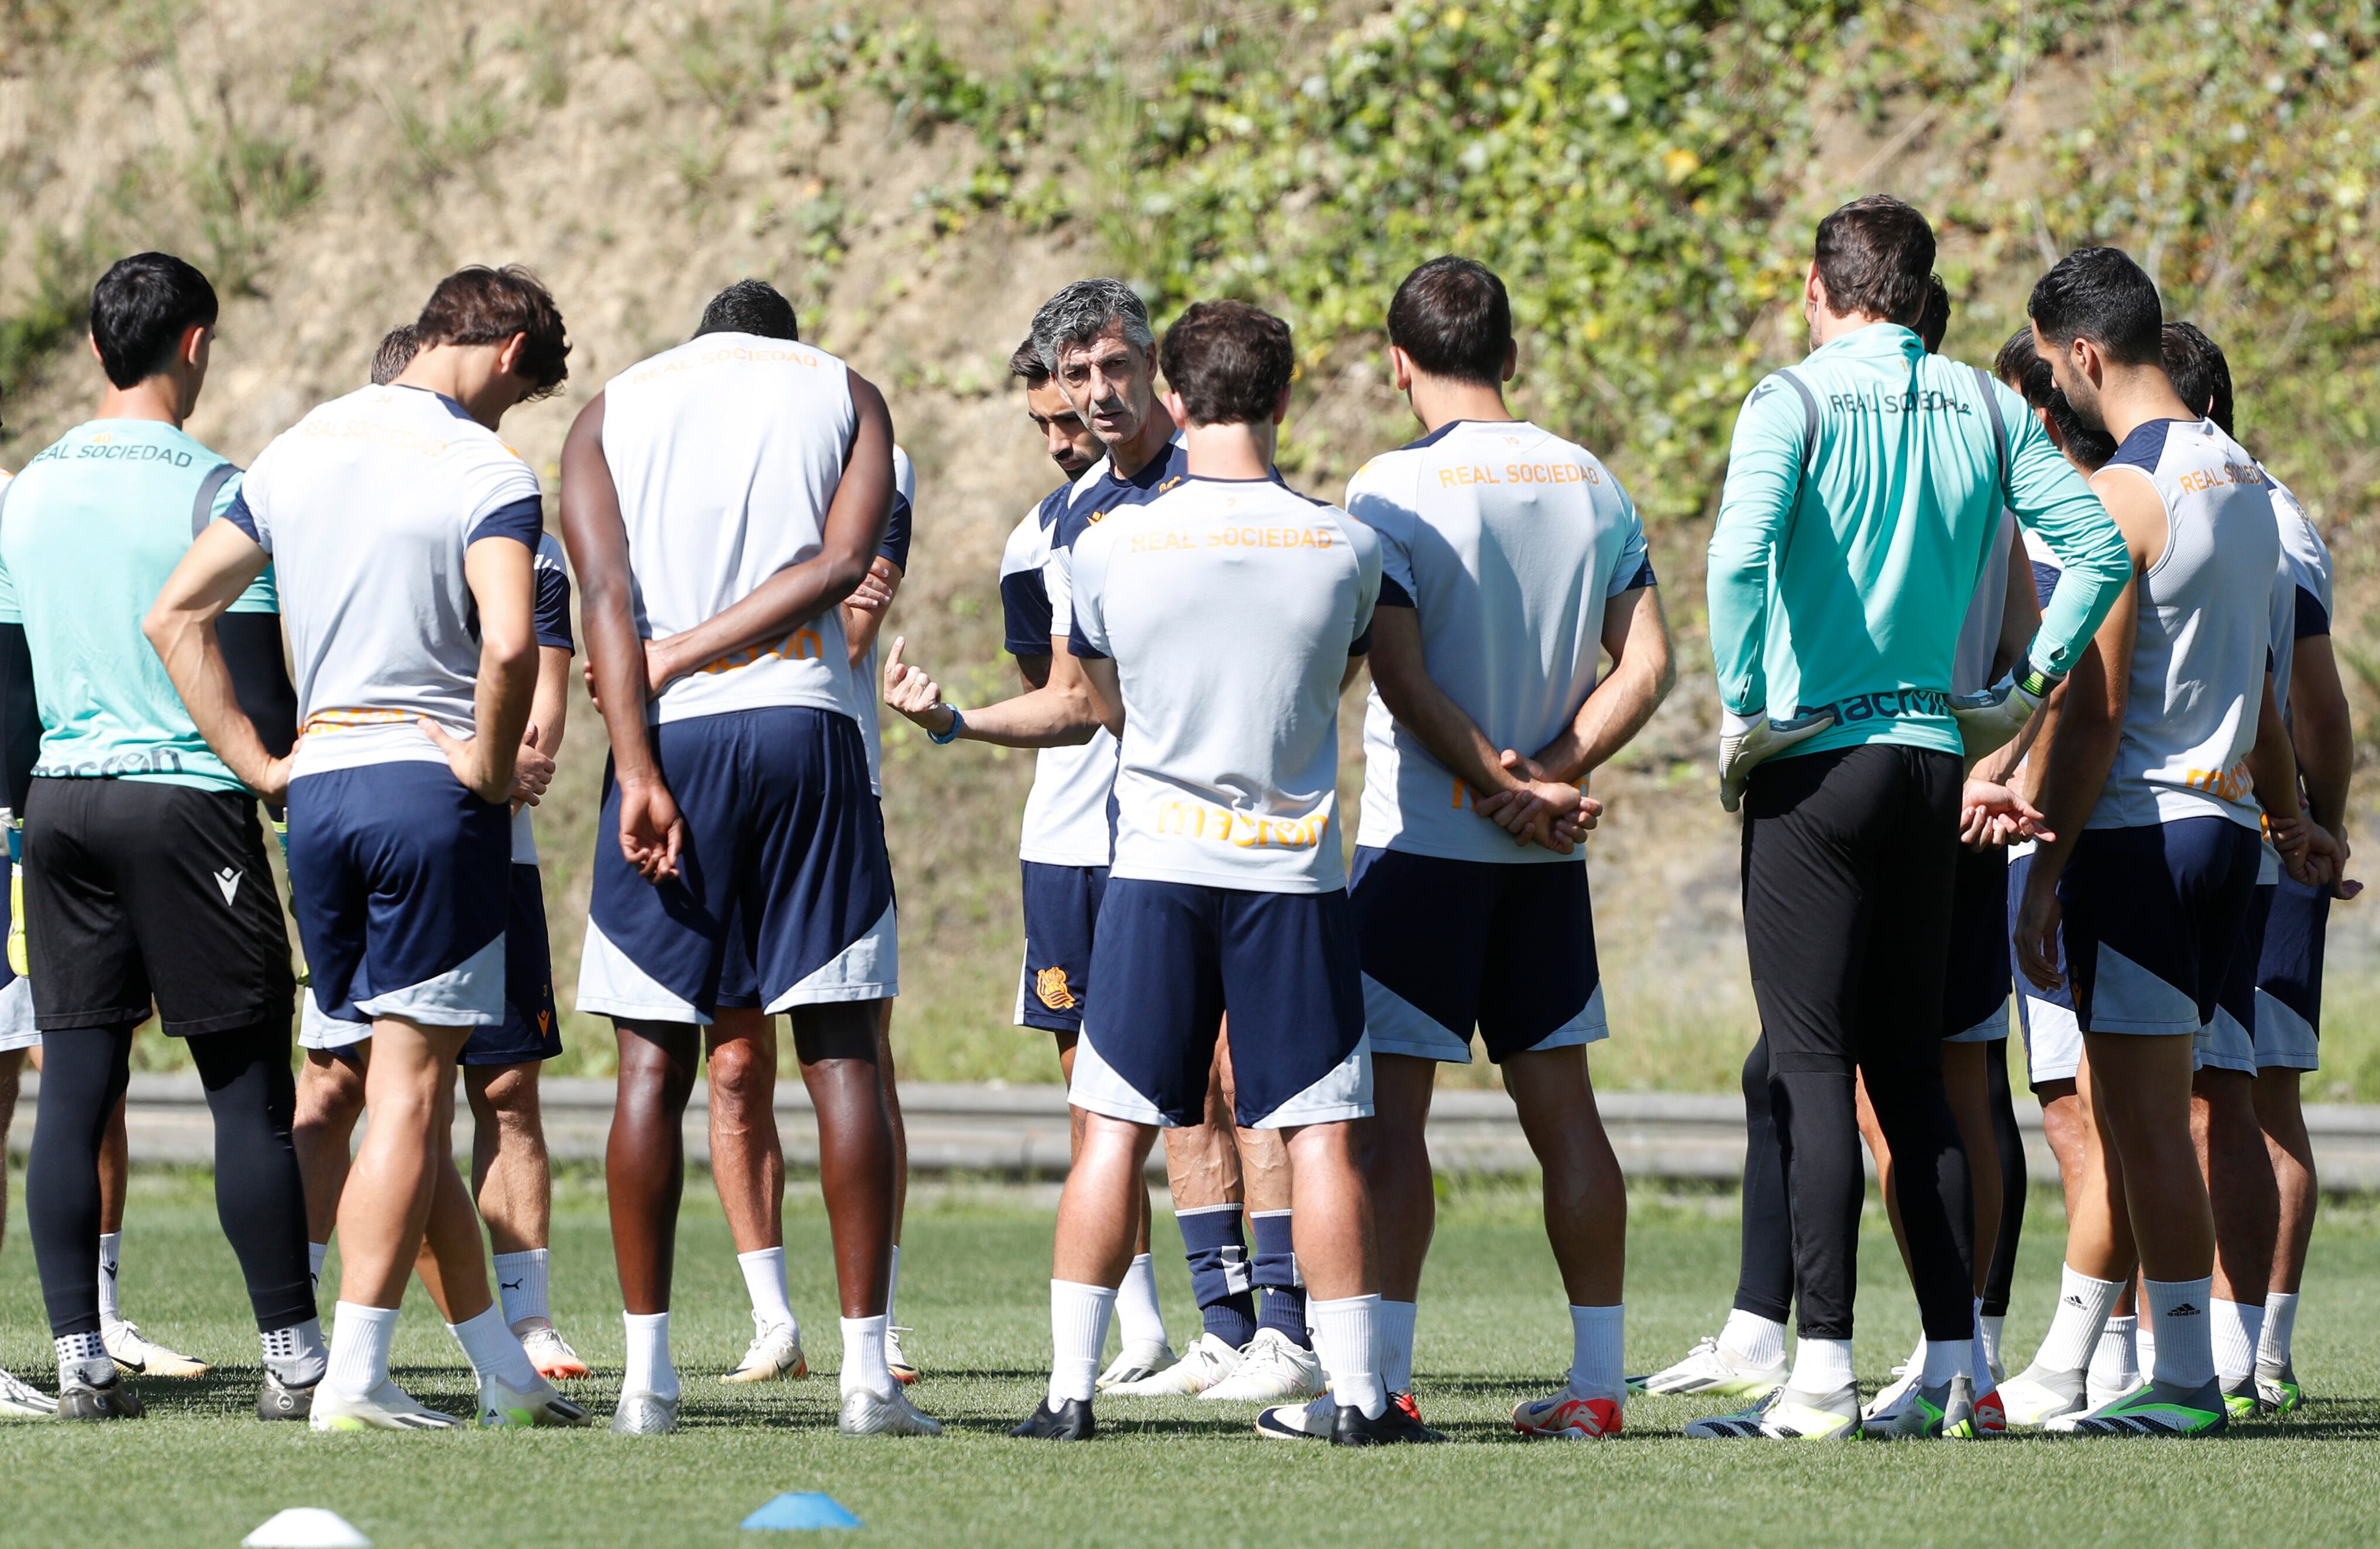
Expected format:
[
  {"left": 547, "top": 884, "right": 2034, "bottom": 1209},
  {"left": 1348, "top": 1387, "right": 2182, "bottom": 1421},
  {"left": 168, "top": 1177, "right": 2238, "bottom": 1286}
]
[
  {"left": 1178, "top": 1204, "right": 1256, "bottom": 1348},
  {"left": 1250, "top": 1210, "right": 1309, "bottom": 1347}
]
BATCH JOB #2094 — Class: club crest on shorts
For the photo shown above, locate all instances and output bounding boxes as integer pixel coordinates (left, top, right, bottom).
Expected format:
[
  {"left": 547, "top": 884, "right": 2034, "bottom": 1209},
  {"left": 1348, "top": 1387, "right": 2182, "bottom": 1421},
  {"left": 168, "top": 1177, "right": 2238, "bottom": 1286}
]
[{"left": 1036, "top": 966, "right": 1078, "bottom": 1010}]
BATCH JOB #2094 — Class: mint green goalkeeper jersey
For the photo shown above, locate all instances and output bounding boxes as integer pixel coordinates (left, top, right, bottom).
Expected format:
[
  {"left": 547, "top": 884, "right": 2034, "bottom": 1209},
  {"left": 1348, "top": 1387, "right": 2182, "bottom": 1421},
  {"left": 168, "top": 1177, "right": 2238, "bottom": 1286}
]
[
  {"left": 0, "top": 419, "right": 277, "bottom": 793},
  {"left": 1707, "top": 323, "right": 2129, "bottom": 760}
]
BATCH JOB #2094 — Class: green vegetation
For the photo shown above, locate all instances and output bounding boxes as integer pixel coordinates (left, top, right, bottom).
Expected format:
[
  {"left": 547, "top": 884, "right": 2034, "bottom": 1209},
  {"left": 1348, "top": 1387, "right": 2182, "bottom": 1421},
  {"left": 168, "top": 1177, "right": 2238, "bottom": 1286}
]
[{"left": 8, "top": 1171, "right": 2380, "bottom": 1546}]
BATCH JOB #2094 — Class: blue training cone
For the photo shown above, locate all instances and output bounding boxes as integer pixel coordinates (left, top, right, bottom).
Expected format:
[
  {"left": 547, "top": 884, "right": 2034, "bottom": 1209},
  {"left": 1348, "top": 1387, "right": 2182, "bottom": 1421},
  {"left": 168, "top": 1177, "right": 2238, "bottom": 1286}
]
[{"left": 741, "top": 1493, "right": 863, "bottom": 1531}]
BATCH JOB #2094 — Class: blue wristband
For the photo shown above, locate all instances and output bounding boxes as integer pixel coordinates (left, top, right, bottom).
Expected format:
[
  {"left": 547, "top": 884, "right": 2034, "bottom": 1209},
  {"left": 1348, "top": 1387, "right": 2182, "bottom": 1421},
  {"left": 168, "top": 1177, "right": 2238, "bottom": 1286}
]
[{"left": 927, "top": 707, "right": 965, "bottom": 745}]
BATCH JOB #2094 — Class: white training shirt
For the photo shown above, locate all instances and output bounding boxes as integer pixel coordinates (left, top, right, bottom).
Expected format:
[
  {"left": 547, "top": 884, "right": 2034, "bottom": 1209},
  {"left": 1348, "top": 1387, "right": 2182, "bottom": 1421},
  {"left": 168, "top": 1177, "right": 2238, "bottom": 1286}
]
[
  {"left": 1069, "top": 476, "right": 1381, "bottom": 894},
  {"left": 600, "top": 332, "right": 862, "bottom": 727},
  {"left": 1001, "top": 484, "right": 1120, "bottom": 868},
  {"left": 2088, "top": 417, "right": 2285, "bottom": 832},
  {"left": 1952, "top": 510, "right": 2020, "bottom": 697},
  {"left": 2265, "top": 466, "right": 2334, "bottom": 722},
  {"left": 228, "top": 385, "right": 545, "bottom": 776},
  {"left": 1346, "top": 419, "right": 1652, "bottom": 864}
]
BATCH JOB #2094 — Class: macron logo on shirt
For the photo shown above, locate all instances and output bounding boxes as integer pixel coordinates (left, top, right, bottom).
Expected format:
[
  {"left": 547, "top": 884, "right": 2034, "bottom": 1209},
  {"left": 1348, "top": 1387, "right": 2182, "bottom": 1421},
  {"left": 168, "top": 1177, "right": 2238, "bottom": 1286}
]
[{"left": 214, "top": 868, "right": 242, "bottom": 906}]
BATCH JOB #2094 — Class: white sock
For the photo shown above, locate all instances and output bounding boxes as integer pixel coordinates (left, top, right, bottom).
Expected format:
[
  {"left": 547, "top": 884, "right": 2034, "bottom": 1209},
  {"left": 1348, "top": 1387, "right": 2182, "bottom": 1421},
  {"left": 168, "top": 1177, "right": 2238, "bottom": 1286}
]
[
  {"left": 1115, "top": 1253, "right": 1165, "bottom": 1348},
  {"left": 622, "top": 1310, "right": 679, "bottom": 1402},
  {"left": 448, "top": 1303, "right": 542, "bottom": 1390},
  {"left": 1048, "top": 1280, "right": 1115, "bottom": 1407},
  {"left": 2090, "top": 1314, "right": 2140, "bottom": 1395},
  {"left": 261, "top": 1317, "right": 328, "bottom": 1386},
  {"left": 885, "top": 1243, "right": 902, "bottom": 1327},
  {"left": 1309, "top": 1293, "right": 1386, "bottom": 1419},
  {"left": 2259, "top": 1290, "right": 2299, "bottom": 1369},
  {"left": 2144, "top": 1276, "right": 2216, "bottom": 1388},
  {"left": 737, "top": 1247, "right": 797, "bottom": 1334},
  {"left": 1980, "top": 1312, "right": 2007, "bottom": 1373},
  {"left": 1788, "top": 1336, "right": 1855, "bottom": 1395},
  {"left": 1378, "top": 1299, "right": 1418, "bottom": 1395},
  {"left": 308, "top": 1242, "right": 329, "bottom": 1291},
  {"left": 841, "top": 1314, "right": 893, "bottom": 1398},
  {"left": 1920, "top": 1332, "right": 1975, "bottom": 1386},
  {"left": 2137, "top": 1321, "right": 2157, "bottom": 1374},
  {"left": 1719, "top": 1307, "right": 1786, "bottom": 1368},
  {"left": 2031, "top": 1265, "right": 2121, "bottom": 1374},
  {"left": 325, "top": 1303, "right": 398, "bottom": 1401},
  {"left": 2210, "top": 1297, "right": 2264, "bottom": 1385},
  {"left": 97, "top": 1231, "right": 123, "bottom": 1324},
  {"left": 493, "top": 1249, "right": 551, "bottom": 1331},
  {"left": 1970, "top": 1299, "right": 1993, "bottom": 1388},
  {"left": 55, "top": 1328, "right": 111, "bottom": 1386},
  {"left": 1567, "top": 1304, "right": 1625, "bottom": 1400}
]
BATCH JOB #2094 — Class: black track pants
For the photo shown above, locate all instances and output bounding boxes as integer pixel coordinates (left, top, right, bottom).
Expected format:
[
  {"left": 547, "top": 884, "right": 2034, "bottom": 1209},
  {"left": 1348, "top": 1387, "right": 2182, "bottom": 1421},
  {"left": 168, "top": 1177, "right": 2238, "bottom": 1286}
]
[
  {"left": 1732, "top": 1035, "right": 1794, "bottom": 1323},
  {"left": 1980, "top": 1042, "right": 2026, "bottom": 1317},
  {"left": 1741, "top": 743, "right": 1974, "bottom": 1343},
  {"left": 29, "top": 1018, "right": 314, "bottom": 1337}
]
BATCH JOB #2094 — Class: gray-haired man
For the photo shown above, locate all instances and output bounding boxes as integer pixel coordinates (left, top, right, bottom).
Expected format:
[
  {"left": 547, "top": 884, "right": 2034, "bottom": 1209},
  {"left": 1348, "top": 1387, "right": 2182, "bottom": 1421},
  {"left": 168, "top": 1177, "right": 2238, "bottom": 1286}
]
[{"left": 884, "top": 281, "right": 1318, "bottom": 1403}]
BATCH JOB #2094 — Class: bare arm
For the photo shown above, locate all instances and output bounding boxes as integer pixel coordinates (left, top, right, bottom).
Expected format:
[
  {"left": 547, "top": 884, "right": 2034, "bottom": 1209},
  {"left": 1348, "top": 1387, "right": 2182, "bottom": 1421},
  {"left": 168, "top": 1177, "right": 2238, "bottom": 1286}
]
[
  {"left": 882, "top": 631, "right": 1100, "bottom": 748},
  {"left": 1076, "top": 653, "right": 1126, "bottom": 738},
  {"left": 144, "top": 521, "right": 287, "bottom": 798},
  {"left": 1527, "top": 584, "right": 1675, "bottom": 783},
  {"left": 644, "top": 373, "right": 896, "bottom": 691},
  {"left": 529, "top": 645, "right": 570, "bottom": 756},
  {"left": 842, "top": 557, "right": 902, "bottom": 668},
  {"left": 2290, "top": 633, "right": 2353, "bottom": 835},
  {"left": 1365, "top": 606, "right": 1516, "bottom": 800},
  {"left": 559, "top": 392, "right": 681, "bottom": 879},
  {"left": 427, "top": 537, "right": 539, "bottom": 804}
]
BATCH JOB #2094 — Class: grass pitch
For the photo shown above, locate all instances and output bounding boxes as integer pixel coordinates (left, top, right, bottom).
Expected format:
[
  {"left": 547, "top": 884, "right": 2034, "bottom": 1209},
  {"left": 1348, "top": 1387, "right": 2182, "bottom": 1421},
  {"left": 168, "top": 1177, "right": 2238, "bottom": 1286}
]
[{"left": 5, "top": 1171, "right": 2380, "bottom": 1548}]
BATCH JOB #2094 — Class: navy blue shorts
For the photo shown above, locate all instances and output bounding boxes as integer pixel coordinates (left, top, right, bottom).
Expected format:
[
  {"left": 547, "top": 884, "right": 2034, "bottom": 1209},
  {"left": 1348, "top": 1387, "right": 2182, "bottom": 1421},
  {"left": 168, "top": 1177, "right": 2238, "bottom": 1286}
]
[
  {"left": 1014, "top": 861, "right": 1106, "bottom": 1034},
  {"left": 1942, "top": 843, "right": 2013, "bottom": 1042},
  {"left": 301, "top": 863, "right": 563, "bottom": 1065},
  {"left": 1348, "top": 846, "right": 1604, "bottom": 1064},
  {"left": 2197, "top": 880, "right": 2269, "bottom": 1075},
  {"left": 577, "top": 707, "right": 896, "bottom": 1024},
  {"left": 1070, "top": 879, "right": 1369, "bottom": 1130},
  {"left": 286, "top": 762, "right": 509, "bottom": 1025},
  {"left": 2059, "top": 817, "right": 2262, "bottom": 1038},
  {"left": 2007, "top": 849, "right": 2081, "bottom": 1085},
  {"left": 2255, "top": 872, "right": 2328, "bottom": 1070}
]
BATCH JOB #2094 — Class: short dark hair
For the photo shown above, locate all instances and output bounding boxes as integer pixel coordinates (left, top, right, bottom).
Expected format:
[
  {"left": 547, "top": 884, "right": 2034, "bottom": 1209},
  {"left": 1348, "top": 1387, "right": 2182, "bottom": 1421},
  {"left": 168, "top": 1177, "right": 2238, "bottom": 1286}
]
[
  {"left": 413, "top": 264, "right": 570, "bottom": 397},
  {"left": 2162, "top": 321, "right": 2233, "bottom": 435},
  {"left": 1994, "top": 325, "right": 2115, "bottom": 471},
  {"left": 2028, "top": 246, "right": 2164, "bottom": 367},
  {"left": 1812, "top": 196, "right": 1935, "bottom": 326},
  {"left": 1387, "top": 256, "right": 1511, "bottom": 387},
  {"left": 1008, "top": 335, "right": 1050, "bottom": 387},
  {"left": 1916, "top": 274, "right": 1951, "bottom": 353},
  {"left": 1159, "top": 300, "right": 1294, "bottom": 427},
  {"left": 696, "top": 278, "right": 799, "bottom": 342},
  {"left": 370, "top": 323, "right": 419, "bottom": 386},
  {"left": 90, "top": 252, "right": 218, "bottom": 388}
]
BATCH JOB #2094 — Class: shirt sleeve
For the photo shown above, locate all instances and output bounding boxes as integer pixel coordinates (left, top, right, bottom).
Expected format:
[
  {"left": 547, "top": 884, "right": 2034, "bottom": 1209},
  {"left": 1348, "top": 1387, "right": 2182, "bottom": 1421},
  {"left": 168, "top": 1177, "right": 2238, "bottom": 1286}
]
[
  {"left": 1343, "top": 458, "right": 1419, "bottom": 610},
  {"left": 880, "top": 448, "right": 915, "bottom": 572},
  {"left": 466, "top": 449, "right": 548, "bottom": 550},
  {"left": 215, "top": 470, "right": 279, "bottom": 615},
  {"left": 222, "top": 483, "right": 270, "bottom": 554},
  {"left": 1002, "top": 567, "right": 1053, "bottom": 657},
  {"left": 1065, "top": 531, "right": 1110, "bottom": 660},
  {"left": 1997, "top": 379, "right": 2128, "bottom": 679},
  {"left": 1606, "top": 482, "right": 1656, "bottom": 597},
  {"left": 2295, "top": 585, "right": 2330, "bottom": 639},
  {"left": 534, "top": 535, "right": 575, "bottom": 652},
  {"left": 1345, "top": 512, "right": 1382, "bottom": 656},
  {"left": 1045, "top": 541, "right": 1076, "bottom": 643},
  {"left": 1706, "top": 376, "right": 1806, "bottom": 717}
]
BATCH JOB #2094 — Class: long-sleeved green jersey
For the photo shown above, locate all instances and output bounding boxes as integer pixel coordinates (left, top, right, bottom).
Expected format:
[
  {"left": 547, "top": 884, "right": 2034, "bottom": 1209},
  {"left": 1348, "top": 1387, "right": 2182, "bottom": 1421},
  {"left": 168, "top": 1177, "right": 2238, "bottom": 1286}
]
[{"left": 1707, "top": 323, "right": 2130, "bottom": 760}]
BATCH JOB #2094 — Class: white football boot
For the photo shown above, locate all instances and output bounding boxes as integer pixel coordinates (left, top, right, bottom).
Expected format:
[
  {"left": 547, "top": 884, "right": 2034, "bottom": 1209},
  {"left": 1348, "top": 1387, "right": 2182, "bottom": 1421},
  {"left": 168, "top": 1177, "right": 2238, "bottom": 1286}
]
[
  {"left": 1101, "top": 1331, "right": 1241, "bottom": 1396},
  {"left": 1198, "top": 1328, "right": 1323, "bottom": 1403}
]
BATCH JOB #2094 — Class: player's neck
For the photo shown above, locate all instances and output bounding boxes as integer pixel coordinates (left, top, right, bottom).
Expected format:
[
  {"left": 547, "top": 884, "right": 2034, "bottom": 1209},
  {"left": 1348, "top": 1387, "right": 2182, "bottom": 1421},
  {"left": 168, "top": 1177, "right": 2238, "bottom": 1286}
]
[
  {"left": 2091, "top": 365, "right": 2200, "bottom": 448},
  {"left": 1179, "top": 419, "right": 1273, "bottom": 481},
  {"left": 95, "top": 376, "right": 188, "bottom": 428},
  {"left": 1103, "top": 397, "right": 1177, "bottom": 481},
  {"left": 393, "top": 345, "right": 515, "bottom": 431},
  {"left": 1807, "top": 307, "right": 1896, "bottom": 350},
  {"left": 1408, "top": 374, "right": 1512, "bottom": 435}
]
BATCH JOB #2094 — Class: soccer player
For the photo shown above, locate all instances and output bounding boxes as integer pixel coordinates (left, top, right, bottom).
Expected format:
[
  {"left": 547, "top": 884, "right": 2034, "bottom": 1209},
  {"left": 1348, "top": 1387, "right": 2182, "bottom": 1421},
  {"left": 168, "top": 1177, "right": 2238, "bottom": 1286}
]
[
  {"left": 1698, "top": 198, "right": 2130, "bottom": 1441},
  {"left": 149, "top": 264, "right": 586, "bottom": 1432},
  {"left": 2003, "top": 246, "right": 2318, "bottom": 1436},
  {"left": 1, "top": 253, "right": 315, "bottom": 1423},
  {"left": 562, "top": 280, "right": 936, "bottom": 1438},
  {"left": 885, "top": 283, "right": 1301, "bottom": 1401},
  {"left": 1851, "top": 277, "right": 2037, "bottom": 1433},
  {"left": 288, "top": 319, "right": 589, "bottom": 1383},
  {"left": 2161, "top": 320, "right": 2344, "bottom": 1419},
  {"left": 1007, "top": 298, "right": 1427, "bottom": 1445},
  {"left": 0, "top": 455, "right": 56, "bottom": 1418},
  {"left": 1308, "top": 256, "right": 1664, "bottom": 1442}
]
